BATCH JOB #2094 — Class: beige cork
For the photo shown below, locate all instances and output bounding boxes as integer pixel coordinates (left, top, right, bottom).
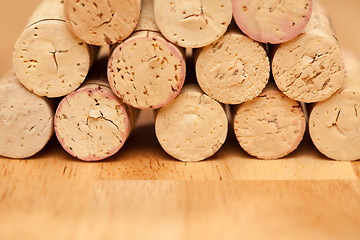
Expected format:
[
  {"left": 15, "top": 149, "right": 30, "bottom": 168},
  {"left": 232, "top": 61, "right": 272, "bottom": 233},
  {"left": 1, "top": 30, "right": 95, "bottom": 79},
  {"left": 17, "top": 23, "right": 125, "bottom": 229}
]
[
  {"left": 153, "top": 0, "right": 233, "bottom": 48},
  {"left": 155, "top": 84, "right": 228, "bottom": 162},
  {"left": 233, "top": 82, "right": 306, "bottom": 160},
  {"left": 272, "top": 1, "right": 344, "bottom": 103},
  {"left": 64, "top": 0, "right": 141, "bottom": 46},
  {"left": 0, "top": 71, "right": 54, "bottom": 159},
  {"left": 233, "top": 0, "right": 313, "bottom": 44},
  {"left": 13, "top": 0, "right": 96, "bottom": 98},
  {"left": 195, "top": 27, "right": 270, "bottom": 104}
]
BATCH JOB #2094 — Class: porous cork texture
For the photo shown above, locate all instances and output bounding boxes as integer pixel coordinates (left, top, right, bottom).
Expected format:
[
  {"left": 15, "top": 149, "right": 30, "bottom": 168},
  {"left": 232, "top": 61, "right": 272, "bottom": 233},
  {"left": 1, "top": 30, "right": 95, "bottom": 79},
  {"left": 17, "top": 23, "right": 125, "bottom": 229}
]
[
  {"left": 232, "top": 0, "right": 312, "bottom": 44},
  {"left": 54, "top": 83, "right": 131, "bottom": 161},
  {"left": 233, "top": 87, "right": 306, "bottom": 159},
  {"left": 64, "top": 0, "right": 141, "bottom": 46},
  {"left": 108, "top": 31, "right": 186, "bottom": 109},
  {"left": 272, "top": 34, "right": 344, "bottom": 103},
  {"left": 0, "top": 72, "right": 54, "bottom": 159},
  {"left": 13, "top": 20, "right": 91, "bottom": 98},
  {"left": 309, "top": 90, "right": 360, "bottom": 161},
  {"left": 272, "top": 1, "right": 345, "bottom": 103},
  {"left": 154, "top": 0, "right": 232, "bottom": 48},
  {"left": 155, "top": 84, "right": 228, "bottom": 162},
  {"left": 196, "top": 30, "right": 270, "bottom": 104},
  {"left": 13, "top": 0, "right": 93, "bottom": 98}
]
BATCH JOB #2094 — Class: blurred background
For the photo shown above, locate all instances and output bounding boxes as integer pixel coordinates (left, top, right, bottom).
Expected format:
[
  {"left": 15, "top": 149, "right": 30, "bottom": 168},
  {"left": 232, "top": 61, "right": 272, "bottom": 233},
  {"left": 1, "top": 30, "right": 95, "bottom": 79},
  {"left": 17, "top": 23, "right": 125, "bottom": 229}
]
[{"left": 0, "top": 0, "right": 360, "bottom": 77}]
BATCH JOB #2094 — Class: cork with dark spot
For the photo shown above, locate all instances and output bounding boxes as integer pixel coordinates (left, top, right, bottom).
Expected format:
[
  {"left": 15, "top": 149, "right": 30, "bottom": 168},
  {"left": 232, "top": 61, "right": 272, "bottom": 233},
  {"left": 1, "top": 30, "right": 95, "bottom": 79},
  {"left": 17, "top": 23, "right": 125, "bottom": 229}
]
[
  {"left": 12, "top": 0, "right": 96, "bottom": 98},
  {"left": 233, "top": 82, "right": 306, "bottom": 160},
  {"left": 0, "top": 71, "right": 54, "bottom": 159},
  {"left": 155, "top": 84, "right": 228, "bottom": 162},
  {"left": 195, "top": 27, "right": 270, "bottom": 104},
  {"left": 64, "top": 0, "right": 141, "bottom": 46},
  {"left": 272, "top": 1, "right": 344, "bottom": 103},
  {"left": 54, "top": 60, "right": 137, "bottom": 161},
  {"left": 108, "top": 0, "right": 186, "bottom": 109},
  {"left": 233, "top": 0, "right": 313, "bottom": 44},
  {"left": 309, "top": 51, "right": 360, "bottom": 161},
  {"left": 154, "top": 0, "right": 232, "bottom": 48}
]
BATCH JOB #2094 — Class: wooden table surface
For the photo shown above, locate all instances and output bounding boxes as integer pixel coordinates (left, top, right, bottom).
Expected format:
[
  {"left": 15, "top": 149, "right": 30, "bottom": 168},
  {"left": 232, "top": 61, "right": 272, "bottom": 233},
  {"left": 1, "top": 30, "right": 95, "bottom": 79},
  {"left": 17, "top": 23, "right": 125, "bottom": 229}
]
[{"left": 1, "top": 1, "right": 360, "bottom": 240}]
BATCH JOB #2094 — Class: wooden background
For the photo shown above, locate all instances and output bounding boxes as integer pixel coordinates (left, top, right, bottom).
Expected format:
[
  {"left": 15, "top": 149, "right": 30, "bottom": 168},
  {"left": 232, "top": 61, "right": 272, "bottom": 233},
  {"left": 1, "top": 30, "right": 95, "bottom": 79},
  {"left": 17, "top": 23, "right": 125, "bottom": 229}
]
[{"left": 1, "top": 1, "right": 360, "bottom": 240}]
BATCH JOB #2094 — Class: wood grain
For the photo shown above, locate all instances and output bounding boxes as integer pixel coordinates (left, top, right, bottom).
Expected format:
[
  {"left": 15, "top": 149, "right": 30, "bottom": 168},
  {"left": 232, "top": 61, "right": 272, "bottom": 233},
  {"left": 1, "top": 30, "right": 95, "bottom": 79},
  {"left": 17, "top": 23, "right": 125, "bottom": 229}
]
[{"left": 1, "top": 1, "right": 360, "bottom": 239}]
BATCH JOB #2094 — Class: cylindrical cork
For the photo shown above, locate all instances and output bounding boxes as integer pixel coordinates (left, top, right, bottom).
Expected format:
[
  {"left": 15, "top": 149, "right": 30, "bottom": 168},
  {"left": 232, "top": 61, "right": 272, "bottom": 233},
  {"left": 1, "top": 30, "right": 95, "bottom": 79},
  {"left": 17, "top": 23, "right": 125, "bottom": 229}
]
[
  {"left": 309, "top": 51, "right": 360, "bottom": 161},
  {"left": 195, "top": 27, "right": 270, "bottom": 104},
  {"left": 108, "top": 0, "right": 186, "bottom": 109},
  {"left": 155, "top": 84, "right": 228, "bottom": 162},
  {"left": 54, "top": 59, "right": 137, "bottom": 161},
  {"left": 153, "top": 0, "right": 233, "bottom": 48},
  {"left": 12, "top": 0, "right": 96, "bottom": 98},
  {"left": 0, "top": 71, "right": 54, "bottom": 159},
  {"left": 233, "top": 82, "right": 306, "bottom": 160},
  {"left": 64, "top": 0, "right": 141, "bottom": 46},
  {"left": 271, "top": 1, "right": 344, "bottom": 103},
  {"left": 134, "top": 0, "right": 158, "bottom": 32},
  {"left": 232, "top": 0, "right": 313, "bottom": 44}
]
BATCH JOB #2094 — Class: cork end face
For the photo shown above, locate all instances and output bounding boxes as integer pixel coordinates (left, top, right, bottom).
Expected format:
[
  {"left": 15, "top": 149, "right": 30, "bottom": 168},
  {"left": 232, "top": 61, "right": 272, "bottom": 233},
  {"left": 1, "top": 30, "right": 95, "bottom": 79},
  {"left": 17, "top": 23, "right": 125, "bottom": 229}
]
[
  {"left": 54, "top": 86, "right": 131, "bottom": 161},
  {"left": 154, "top": 0, "right": 232, "bottom": 48},
  {"left": 0, "top": 76, "right": 54, "bottom": 159},
  {"left": 233, "top": 0, "right": 313, "bottom": 44},
  {"left": 13, "top": 20, "right": 90, "bottom": 98},
  {"left": 108, "top": 31, "right": 186, "bottom": 110},
  {"left": 272, "top": 33, "right": 345, "bottom": 103},
  {"left": 196, "top": 31, "right": 270, "bottom": 104},
  {"left": 155, "top": 86, "right": 228, "bottom": 162},
  {"left": 64, "top": 0, "right": 141, "bottom": 46},
  {"left": 309, "top": 89, "right": 360, "bottom": 161},
  {"left": 233, "top": 90, "right": 306, "bottom": 160}
]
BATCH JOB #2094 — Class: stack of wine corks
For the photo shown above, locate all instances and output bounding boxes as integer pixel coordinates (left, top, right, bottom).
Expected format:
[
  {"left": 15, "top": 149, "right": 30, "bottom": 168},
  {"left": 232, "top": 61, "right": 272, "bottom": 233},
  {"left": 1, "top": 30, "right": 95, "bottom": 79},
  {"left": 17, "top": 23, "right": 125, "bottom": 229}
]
[{"left": 0, "top": 0, "right": 359, "bottom": 162}]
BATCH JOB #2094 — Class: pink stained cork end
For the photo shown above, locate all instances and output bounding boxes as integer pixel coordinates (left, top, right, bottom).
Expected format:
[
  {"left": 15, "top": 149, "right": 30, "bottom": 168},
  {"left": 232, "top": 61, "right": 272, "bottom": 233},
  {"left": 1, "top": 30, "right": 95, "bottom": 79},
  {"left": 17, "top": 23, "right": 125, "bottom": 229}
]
[
  {"left": 108, "top": 32, "right": 186, "bottom": 109},
  {"left": 54, "top": 86, "right": 131, "bottom": 161},
  {"left": 232, "top": 0, "right": 313, "bottom": 44}
]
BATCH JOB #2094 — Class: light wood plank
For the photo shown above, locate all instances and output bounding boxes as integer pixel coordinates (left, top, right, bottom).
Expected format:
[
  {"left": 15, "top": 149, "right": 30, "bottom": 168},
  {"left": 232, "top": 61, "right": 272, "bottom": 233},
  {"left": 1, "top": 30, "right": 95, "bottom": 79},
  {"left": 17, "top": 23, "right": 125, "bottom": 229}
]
[{"left": 1, "top": 179, "right": 360, "bottom": 240}]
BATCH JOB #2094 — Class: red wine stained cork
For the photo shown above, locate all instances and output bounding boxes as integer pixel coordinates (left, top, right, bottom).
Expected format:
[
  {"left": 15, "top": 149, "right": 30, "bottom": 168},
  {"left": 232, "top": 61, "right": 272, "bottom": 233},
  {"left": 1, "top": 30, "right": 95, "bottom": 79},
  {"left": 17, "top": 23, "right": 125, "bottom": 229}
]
[
  {"left": 12, "top": 0, "right": 96, "bottom": 98},
  {"left": 64, "top": 0, "right": 141, "bottom": 46},
  {"left": 155, "top": 84, "right": 228, "bottom": 162},
  {"left": 0, "top": 71, "right": 54, "bottom": 159},
  {"left": 54, "top": 61, "right": 137, "bottom": 161},
  {"left": 232, "top": 0, "right": 313, "bottom": 44},
  {"left": 272, "top": 1, "right": 344, "bottom": 103},
  {"left": 233, "top": 82, "right": 306, "bottom": 160},
  {"left": 195, "top": 28, "right": 270, "bottom": 104},
  {"left": 108, "top": 0, "right": 186, "bottom": 109},
  {"left": 153, "top": 0, "right": 232, "bottom": 48},
  {"left": 309, "top": 51, "right": 360, "bottom": 161}
]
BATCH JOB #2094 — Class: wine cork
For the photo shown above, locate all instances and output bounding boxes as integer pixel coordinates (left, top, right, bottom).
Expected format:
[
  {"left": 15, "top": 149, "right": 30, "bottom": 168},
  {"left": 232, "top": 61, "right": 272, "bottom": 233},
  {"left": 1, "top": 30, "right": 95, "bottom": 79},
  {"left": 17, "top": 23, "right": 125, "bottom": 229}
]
[
  {"left": 134, "top": 0, "right": 158, "bottom": 32},
  {"left": 309, "top": 51, "right": 360, "bottom": 161},
  {"left": 108, "top": 0, "right": 186, "bottom": 109},
  {"left": 12, "top": 0, "right": 96, "bottom": 98},
  {"left": 153, "top": 0, "right": 232, "bottom": 48},
  {"left": 272, "top": 1, "right": 344, "bottom": 103},
  {"left": 155, "top": 84, "right": 228, "bottom": 162},
  {"left": 233, "top": 82, "right": 306, "bottom": 159},
  {"left": 232, "top": 0, "right": 313, "bottom": 44},
  {"left": 0, "top": 71, "right": 54, "bottom": 159},
  {"left": 195, "top": 27, "right": 270, "bottom": 104},
  {"left": 64, "top": 0, "right": 141, "bottom": 46}
]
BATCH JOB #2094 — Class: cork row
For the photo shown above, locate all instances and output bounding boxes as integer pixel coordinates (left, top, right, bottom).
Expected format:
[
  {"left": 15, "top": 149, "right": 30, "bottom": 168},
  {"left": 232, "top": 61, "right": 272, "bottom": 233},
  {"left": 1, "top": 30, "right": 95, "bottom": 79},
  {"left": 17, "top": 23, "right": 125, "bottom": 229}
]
[{"left": 1, "top": 0, "right": 359, "bottom": 162}]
